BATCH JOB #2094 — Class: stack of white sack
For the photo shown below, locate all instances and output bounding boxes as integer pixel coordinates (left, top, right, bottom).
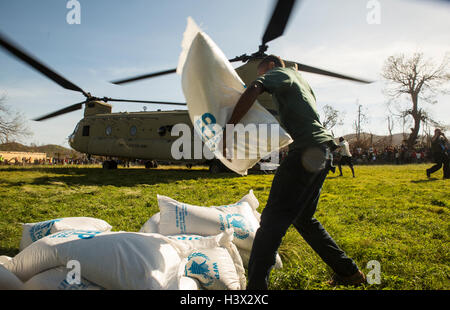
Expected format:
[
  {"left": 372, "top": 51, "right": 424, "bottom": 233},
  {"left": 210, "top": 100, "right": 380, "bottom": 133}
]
[
  {"left": 19, "top": 217, "right": 112, "bottom": 251},
  {"left": 5, "top": 230, "right": 183, "bottom": 290},
  {"left": 3, "top": 227, "right": 245, "bottom": 290},
  {"left": 139, "top": 190, "right": 283, "bottom": 270},
  {"left": 177, "top": 17, "right": 293, "bottom": 176}
]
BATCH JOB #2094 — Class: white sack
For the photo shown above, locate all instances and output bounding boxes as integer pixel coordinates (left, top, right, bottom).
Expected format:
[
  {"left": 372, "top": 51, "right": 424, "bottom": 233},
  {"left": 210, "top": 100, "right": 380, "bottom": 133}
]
[
  {"left": 19, "top": 217, "right": 112, "bottom": 251},
  {"left": 140, "top": 190, "right": 259, "bottom": 234},
  {"left": 177, "top": 17, "right": 293, "bottom": 175},
  {"left": 0, "top": 265, "right": 23, "bottom": 290},
  {"left": 158, "top": 195, "right": 259, "bottom": 251},
  {"left": 169, "top": 231, "right": 246, "bottom": 290},
  {"left": 6, "top": 231, "right": 183, "bottom": 290},
  {"left": 0, "top": 255, "right": 12, "bottom": 266},
  {"left": 139, "top": 212, "right": 160, "bottom": 233},
  {"left": 157, "top": 192, "right": 282, "bottom": 269},
  {"left": 23, "top": 267, "right": 103, "bottom": 290},
  {"left": 177, "top": 276, "right": 202, "bottom": 290}
]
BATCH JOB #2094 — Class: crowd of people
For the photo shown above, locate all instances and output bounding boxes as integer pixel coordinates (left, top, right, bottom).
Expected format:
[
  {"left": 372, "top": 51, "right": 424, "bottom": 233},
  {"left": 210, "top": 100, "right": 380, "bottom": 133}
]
[
  {"left": 331, "top": 129, "right": 449, "bottom": 179},
  {"left": 0, "top": 155, "right": 101, "bottom": 166},
  {"left": 348, "top": 144, "right": 431, "bottom": 165}
]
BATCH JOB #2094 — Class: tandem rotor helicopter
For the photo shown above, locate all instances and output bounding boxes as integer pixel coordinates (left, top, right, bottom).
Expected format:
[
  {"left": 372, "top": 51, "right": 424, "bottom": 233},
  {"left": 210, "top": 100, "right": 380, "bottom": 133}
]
[{"left": 0, "top": 0, "right": 372, "bottom": 172}]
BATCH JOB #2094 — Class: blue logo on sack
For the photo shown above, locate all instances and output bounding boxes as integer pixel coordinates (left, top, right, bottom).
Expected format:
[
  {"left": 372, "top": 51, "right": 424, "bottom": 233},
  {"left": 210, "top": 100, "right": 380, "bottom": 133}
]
[
  {"left": 49, "top": 230, "right": 101, "bottom": 240},
  {"left": 185, "top": 252, "right": 220, "bottom": 287},
  {"left": 219, "top": 213, "right": 251, "bottom": 240},
  {"left": 169, "top": 235, "right": 203, "bottom": 241},
  {"left": 29, "top": 219, "right": 62, "bottom": 242}
]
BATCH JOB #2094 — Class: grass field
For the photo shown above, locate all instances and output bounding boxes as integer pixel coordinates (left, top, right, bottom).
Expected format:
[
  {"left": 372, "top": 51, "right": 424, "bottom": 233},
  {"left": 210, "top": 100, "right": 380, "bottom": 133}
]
[{"left": 0, "top": 164, "right": 448, "bottom": 290}]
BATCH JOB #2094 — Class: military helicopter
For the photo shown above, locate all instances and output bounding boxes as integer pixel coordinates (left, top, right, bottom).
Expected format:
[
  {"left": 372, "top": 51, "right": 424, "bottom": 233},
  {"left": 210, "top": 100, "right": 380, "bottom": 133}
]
[{"left": 0, "top": 0, "right": 372, "bottom": 172}]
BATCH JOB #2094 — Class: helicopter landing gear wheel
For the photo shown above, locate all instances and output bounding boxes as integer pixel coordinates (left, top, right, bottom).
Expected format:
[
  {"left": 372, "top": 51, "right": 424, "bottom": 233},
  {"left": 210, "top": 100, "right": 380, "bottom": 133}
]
[
  {"left": 103, "top": 160, "right": 118, "bottom": 169},
  {"left": 145, "top": 160, "right": 158, "bottom": 169},
  {"left": 209, "top": 160, "right": 223, "bottom": 174}
]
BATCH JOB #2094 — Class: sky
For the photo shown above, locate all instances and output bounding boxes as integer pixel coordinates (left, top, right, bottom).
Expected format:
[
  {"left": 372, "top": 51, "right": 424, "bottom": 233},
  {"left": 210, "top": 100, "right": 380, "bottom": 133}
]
[{"left": 0, "top": 0, "right": 449, "bottom": 147}]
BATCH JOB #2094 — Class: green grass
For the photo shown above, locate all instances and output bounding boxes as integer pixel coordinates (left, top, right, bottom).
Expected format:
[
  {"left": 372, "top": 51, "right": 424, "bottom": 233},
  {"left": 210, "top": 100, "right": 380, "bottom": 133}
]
[{"left": 0, "top": 164, "right": 449, "bottom": 290}]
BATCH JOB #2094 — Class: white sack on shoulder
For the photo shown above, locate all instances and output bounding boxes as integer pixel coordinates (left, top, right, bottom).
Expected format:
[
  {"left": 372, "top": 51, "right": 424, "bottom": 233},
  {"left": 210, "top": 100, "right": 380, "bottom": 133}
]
[{"left": 177, "top": 17, "right": 292, "bottom": 175}]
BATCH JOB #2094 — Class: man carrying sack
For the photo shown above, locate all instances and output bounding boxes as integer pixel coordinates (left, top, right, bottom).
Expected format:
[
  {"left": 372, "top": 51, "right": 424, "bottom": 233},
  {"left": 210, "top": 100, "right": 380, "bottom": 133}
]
[{"left": 224, "top": 55, "right": 365, "bottom": 289}]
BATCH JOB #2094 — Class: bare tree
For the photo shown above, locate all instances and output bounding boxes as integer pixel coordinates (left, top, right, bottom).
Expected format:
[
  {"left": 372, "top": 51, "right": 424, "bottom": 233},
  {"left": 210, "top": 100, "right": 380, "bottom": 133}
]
[
  {"left": 321, "top": 104, "right": 344, "bottom": 133},
  {"left": 382, "top": 52, "right": 449, "bottom": 148},
  {"left": 352, "top": 102, "right": 369, "bottom": 142},
  {"left": 387, "top": 115, "right": 394, "bottom": 144},
  {"left": 0, "top": 94, "right": 32, "bottom": 143}
]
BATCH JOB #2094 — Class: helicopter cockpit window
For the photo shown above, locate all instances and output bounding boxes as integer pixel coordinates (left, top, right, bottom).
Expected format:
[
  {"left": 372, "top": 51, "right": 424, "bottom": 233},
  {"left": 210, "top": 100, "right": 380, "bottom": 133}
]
[
  {"left": 106, "top": 126, "right": 112, "bottom": 136},
  {"left": 82, "top": 125, "right": 90, "bottom": 137},
  {"left": 158, "top": 126, "right": 166, "bottom": 136},
  {"left": 158, "top": 125, "right": 174, "bottom": 136},
  {"left": 130, "top": 125, "right": 137, "bottom": 136}
]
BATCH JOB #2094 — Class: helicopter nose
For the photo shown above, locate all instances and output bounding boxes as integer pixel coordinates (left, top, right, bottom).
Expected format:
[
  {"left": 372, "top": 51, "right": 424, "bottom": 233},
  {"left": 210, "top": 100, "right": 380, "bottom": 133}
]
[{"left": 68, "top": 133, "right": 75, "bottom": 146}]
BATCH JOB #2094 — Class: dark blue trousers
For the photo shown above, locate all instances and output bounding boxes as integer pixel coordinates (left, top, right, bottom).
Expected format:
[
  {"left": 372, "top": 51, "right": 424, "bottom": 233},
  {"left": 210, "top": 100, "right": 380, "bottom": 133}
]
[{"left": 247, "top": 147, "right": 359, "bottom": 290}]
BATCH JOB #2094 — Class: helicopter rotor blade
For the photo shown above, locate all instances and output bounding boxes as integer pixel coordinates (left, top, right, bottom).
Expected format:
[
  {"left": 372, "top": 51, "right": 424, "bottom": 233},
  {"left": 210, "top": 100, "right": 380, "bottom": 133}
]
[
  {"left": 33, "top": 101, "right": 86, "bottom": 121},
  {"left": 294, "top": 62, "right": 373, "bottom": 84},
  {"left": 0, "top": 32, "right": 89, "bottom": 97},
  {"left": 111, "top": 68, "right": 177, "bottom": 85},
  {"left": 261, "top": 0, "right": 298, "bottom": 46},
  {"left": 104, "top": 98, "right": 186, "bottom": 106},
  {"left": 110, "top": 53, "right": 248, "bottom": 85},
  {"left": 110, "top": 55, "right": 242, "bottom": 85},
  {"left": 110, "top": 0, "right": 299, "bottom": 86}
]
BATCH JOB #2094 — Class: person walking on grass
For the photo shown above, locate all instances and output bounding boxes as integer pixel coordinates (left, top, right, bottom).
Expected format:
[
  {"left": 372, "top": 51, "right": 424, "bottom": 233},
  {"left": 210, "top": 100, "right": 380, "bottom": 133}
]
[
  {"left": 337, "top": 137, "right": 355, "bottom": 177},
  {"left": 426, "top": 128, "right": 450, "bottom": 179},
  {"left": 223, "top": 55, "right": 365, "bottom": 290}
]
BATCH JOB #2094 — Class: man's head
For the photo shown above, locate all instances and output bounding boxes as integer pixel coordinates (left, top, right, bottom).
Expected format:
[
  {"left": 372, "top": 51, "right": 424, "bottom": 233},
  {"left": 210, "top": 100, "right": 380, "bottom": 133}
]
[
  {"left": 435, "top": 128, "right": 442, "bottom": 135},
  {"left": 257, "top": 55, "right": 285, "bottom": 76},
  {"left": 339, "top": 137, "right": 344, "bottom": 142}
]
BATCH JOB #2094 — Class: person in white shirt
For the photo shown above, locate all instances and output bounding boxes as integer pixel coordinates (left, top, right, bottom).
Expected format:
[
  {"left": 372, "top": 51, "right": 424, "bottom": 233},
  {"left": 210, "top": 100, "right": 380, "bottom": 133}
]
[{"left": 337, "top": 137, "right": 355, "bottom": 177}]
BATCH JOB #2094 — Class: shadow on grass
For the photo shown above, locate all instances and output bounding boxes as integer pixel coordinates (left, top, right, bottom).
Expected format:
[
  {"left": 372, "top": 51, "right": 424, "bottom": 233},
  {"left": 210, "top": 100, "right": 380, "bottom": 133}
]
[
  {"left": 0, "top": 166, "right": 240, "bottom": 188},
  {"left": 411, "top": 178, "right": 439, "bottom": 184},
  {"left": 0, "top": 246, "right": 19, "bottom": 257}
]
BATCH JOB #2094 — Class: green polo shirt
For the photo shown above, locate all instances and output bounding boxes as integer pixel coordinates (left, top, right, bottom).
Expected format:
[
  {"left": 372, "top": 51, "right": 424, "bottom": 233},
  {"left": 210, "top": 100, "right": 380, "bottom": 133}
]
[{"left": 255, "top": 67, "right": 335, "bottom": 150}]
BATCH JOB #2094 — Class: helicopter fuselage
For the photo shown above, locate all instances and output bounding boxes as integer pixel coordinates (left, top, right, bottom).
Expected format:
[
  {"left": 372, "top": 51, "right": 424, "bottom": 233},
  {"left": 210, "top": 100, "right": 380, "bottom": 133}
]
[{"left": 68, "top": 106, "right": 206, "bottom": 163}]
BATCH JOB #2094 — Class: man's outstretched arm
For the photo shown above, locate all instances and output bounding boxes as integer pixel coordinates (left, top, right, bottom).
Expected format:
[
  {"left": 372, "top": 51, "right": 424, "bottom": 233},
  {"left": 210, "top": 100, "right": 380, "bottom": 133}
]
[
  {"left": 222, "top": 81, "right": 265, "bottom": 157},
  {"left": 227, "top": 81, "right": 265, "bottom": 125}
]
